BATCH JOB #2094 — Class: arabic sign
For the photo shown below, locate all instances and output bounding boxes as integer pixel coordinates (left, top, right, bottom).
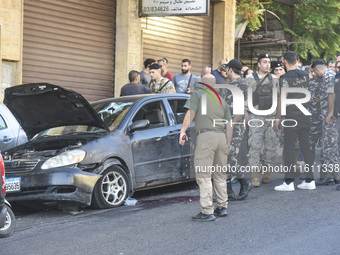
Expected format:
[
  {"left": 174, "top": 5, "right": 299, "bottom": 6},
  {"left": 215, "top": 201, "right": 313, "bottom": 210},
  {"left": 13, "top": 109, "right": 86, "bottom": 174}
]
[{"left": 139, "top": 0, "right": 209, "bottom": 17}]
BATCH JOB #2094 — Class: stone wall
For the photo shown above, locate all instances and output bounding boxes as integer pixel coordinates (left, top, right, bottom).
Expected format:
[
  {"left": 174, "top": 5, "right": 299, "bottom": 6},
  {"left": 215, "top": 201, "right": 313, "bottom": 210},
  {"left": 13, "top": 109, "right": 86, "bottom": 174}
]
[{"left": 0, "top": 0, "right": 23, "bottom": 99}]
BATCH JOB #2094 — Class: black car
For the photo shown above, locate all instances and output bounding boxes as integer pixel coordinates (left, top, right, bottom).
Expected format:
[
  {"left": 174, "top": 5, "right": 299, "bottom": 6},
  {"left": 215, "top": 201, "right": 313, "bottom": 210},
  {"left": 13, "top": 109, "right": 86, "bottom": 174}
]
[{"left": 3, "top": 83, "right": 195, "bottom": 209}]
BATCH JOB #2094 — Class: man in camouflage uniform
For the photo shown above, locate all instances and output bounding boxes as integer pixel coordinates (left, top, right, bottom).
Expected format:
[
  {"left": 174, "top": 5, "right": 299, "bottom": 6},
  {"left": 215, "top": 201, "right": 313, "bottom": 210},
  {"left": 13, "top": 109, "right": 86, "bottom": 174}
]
[
  {"left": 310, "top": 59, "right": 339, "bottom": 185},
  {"left": 245, "top": 53, "right": 279, "bottom": 187},
  {"left": 149, "top": 63, "right": 175, "bottom": 94},
  {"left": 335, "top": 70, "right": 340, "bottom": 190},
  {"left": 308, "top": 77, "right": 323, "bottom": 164},
  {"left": 222, "top": 59, "right": 251, "bottom": 200}
]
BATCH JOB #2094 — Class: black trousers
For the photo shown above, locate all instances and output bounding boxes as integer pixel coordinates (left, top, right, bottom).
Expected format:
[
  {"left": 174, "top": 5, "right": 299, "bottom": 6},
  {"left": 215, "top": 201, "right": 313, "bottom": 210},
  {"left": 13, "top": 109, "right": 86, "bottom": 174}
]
[{"left": 284, "top": 119, "right": 314, "bottom": 184}]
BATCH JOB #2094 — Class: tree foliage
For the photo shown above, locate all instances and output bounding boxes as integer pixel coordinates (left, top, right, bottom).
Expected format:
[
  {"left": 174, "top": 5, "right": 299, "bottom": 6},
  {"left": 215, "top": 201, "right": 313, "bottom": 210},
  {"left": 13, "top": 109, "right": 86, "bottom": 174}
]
[
  {"left": 268, "top": 0, "right": 340, "bottom": 62},
  {"left": 237, "top": 0, "right": 265, "bottom": 31}
]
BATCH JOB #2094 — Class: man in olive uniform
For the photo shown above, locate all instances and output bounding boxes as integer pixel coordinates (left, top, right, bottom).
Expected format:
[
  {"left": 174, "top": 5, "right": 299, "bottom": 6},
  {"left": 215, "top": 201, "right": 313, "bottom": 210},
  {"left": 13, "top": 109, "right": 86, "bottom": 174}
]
[
  {"left": 310, "top": 59, "right": 339, "bottom": 185},
  {"left": 222, "top": 59, "right": 252, "bottom": 200},
  {"left": 179, "top": 74, "right": 232, "bottom": 222},
  {"left": 245, "top": 53, "right": 280, "bottom": 187}
]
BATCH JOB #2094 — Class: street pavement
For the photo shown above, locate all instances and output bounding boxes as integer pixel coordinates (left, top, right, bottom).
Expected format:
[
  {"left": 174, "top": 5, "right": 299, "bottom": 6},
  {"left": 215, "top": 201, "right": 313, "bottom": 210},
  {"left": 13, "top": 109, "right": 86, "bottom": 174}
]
[{"left": 0, "top": 147, "right": 339, "bottom": 255}]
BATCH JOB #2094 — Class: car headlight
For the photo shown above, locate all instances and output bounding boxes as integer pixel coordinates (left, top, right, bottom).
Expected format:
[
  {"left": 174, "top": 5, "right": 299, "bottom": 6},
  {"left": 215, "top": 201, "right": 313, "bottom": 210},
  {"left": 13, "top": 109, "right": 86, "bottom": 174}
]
[{"left": 41, "top": 149, "right": 86, "bottom": 169}]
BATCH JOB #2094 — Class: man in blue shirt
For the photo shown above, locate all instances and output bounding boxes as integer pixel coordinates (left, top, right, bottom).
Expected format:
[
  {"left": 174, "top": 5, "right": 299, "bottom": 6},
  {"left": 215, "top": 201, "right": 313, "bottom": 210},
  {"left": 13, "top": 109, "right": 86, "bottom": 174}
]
[
  {"left": 211, "top": 59, "right": 228, "bottom": 85},
  {"left": 173, "top": 59, "right": 197, "bottom": 94}
]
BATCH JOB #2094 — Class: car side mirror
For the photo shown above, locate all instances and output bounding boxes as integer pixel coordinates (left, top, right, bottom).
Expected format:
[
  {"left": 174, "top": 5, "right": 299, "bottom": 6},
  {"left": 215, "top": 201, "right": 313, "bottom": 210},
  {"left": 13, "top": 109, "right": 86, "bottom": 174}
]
[{"left": 129, "top": 119, "right": 150, "bottom": 133}]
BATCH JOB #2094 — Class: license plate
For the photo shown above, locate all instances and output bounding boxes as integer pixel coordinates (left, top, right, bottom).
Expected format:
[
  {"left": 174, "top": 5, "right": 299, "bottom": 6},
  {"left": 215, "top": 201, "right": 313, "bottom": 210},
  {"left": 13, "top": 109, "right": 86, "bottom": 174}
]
[{"left": 6, "top": 177, "right": 21, "bottom": 192}]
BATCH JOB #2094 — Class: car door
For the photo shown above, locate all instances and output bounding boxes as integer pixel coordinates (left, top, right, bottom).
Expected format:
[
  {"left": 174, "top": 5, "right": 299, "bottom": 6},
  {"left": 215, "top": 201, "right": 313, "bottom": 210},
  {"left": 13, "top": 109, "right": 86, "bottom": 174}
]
[
  {"left": 129, "top": 99, "right": 183, "bottom": 188},
  {"left": 166, "top": 98, "right": 196, "bottom": 179},
  {"left": 0, "top": 114, "right": 17, "bottom": 152}
]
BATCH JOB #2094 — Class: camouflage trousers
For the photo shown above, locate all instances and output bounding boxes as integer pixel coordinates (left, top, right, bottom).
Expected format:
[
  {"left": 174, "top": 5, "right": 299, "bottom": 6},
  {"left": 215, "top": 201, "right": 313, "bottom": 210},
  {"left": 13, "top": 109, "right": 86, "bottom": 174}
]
[
  {"left": 248, "top": 114, "right": 279, "bottom": 169},
  {"left": 319, "top": 115, "right": 339, "bottom": 179},
  {"left": 227, "top": 122, "right": 245, "bottom": 179},
  {"left": 309, "top": 116, "right": 322, "bottom": 163}
]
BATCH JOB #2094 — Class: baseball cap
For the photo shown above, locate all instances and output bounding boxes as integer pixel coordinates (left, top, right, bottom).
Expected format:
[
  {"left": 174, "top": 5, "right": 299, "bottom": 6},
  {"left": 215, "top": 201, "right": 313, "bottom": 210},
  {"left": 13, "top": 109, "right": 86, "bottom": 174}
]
[
  {"left": 226, "top": 59, "right": 243, "bottom": 71},
  {"left": 258, "top": 53, "right": 271, "bottom": 62}
]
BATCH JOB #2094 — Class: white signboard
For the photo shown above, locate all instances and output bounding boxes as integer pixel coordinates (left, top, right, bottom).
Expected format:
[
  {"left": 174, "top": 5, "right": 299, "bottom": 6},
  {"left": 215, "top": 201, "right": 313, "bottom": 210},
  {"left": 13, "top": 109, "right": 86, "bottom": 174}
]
[{"left": 139, "top": 0, "right": 209, "bottom": 17}]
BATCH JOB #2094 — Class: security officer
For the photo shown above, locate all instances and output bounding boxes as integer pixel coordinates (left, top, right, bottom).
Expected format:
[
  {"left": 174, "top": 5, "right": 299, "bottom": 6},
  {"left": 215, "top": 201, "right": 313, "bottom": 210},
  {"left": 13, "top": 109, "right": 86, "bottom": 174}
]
[
  {"left": 335, "top": 69, "right": 340, "bottom": 189},
  {"left": 179, "top": 74, "right": 232, "bottom": 222},
  {"left": 271, "top": 61, "right": 286, "bottom": 78},
  {"left": 308, "top": 74, "right": 323, "bottom": 167},
  {"left": 274, "top": 50, "right": 315, "bottom": 191},
  {"left": 310, "top": 59, "right": 339, "bottom": 185},
  {"left": 245, "top": 53, "right": 279, "bottom": 187},
  {"left": 222, "top": 59, "right": 252, "bottom": 200}
]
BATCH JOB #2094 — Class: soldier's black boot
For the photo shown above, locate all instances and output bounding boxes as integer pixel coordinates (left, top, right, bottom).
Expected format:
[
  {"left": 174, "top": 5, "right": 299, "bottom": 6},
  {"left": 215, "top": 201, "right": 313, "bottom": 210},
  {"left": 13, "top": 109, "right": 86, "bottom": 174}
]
[
  {"left": 237, "top": 178, "right": 252, "bottom": 201},
  {"left": 227, "top": 178, "right": 236, "bottom": 201}
]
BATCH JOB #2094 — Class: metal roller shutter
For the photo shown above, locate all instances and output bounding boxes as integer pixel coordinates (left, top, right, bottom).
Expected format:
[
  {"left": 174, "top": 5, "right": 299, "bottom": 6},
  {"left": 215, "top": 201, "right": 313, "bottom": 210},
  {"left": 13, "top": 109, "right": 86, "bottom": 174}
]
[
  {"left": 141, "top": 6, "right": 213, "bottom": 76},
  {"left": 23, "top": 0, "right": 116, "bottom": 101}
]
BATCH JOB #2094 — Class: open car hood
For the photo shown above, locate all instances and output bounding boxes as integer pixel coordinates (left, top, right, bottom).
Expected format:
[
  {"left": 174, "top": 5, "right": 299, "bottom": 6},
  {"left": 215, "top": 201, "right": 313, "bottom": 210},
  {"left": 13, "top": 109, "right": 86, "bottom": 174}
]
[{"left": 4, "top": 83, "right": 109, "bottom": 139}]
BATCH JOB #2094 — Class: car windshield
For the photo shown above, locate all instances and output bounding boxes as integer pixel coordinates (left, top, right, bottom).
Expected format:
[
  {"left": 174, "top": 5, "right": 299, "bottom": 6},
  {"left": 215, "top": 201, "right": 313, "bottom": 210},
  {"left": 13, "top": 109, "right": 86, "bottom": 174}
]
[
  {"left": 92, "top": 101, "right": 134, "bottom": 131},
  {"left": 35, "top": 100, "right": 134, "bottom": 138}
]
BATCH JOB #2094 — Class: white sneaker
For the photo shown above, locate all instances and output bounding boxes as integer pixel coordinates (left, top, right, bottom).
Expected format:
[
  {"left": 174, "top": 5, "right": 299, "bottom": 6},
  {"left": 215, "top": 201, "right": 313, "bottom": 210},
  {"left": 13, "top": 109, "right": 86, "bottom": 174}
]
[
  {"left": 297, "top": 180, "right": 316, "bottom": 190},
  {"left": 274, "top": 182, "right": 295, "bottom": 191}
]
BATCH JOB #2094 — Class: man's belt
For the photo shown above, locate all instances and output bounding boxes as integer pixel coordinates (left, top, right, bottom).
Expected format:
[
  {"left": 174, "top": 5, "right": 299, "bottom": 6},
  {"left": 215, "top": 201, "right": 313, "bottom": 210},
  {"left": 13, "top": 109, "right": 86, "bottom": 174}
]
[{"left": 198, "top": 129, "right": 225, "bottom": 135}]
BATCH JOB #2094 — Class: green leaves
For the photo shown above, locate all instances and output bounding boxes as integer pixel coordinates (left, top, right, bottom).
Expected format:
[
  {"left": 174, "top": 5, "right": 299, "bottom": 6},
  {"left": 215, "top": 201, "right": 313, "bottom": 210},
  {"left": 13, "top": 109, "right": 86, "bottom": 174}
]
[
  {"left": 266, "top": 0, "right": 340, "bottom": 62},
  {"left": 237, "top": 0, "right": 265, "bottom": 31}
]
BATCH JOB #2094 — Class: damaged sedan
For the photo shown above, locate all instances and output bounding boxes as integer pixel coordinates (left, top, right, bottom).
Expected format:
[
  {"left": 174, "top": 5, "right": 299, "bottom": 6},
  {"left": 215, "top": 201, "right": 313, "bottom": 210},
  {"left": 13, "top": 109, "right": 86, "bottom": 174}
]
[{"left": 3, "top": 83, "right": 195, "bottom": 209}]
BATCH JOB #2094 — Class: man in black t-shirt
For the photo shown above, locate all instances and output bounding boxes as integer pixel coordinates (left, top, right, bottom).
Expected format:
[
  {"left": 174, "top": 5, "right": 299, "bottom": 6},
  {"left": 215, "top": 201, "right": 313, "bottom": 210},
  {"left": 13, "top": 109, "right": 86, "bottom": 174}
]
[
  {"left": 120, "top": 70, "right": 151, "bottom": 96},
  {"left": 274, "top": 51, "right": 315, "bottom": 191}
]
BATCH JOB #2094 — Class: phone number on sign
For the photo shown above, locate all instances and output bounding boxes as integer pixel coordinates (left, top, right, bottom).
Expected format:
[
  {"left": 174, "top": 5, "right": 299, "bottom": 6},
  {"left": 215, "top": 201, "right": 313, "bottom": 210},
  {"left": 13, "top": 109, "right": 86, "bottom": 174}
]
[{"left": 143, "top": 6, "right": 170, "bottom": 12}]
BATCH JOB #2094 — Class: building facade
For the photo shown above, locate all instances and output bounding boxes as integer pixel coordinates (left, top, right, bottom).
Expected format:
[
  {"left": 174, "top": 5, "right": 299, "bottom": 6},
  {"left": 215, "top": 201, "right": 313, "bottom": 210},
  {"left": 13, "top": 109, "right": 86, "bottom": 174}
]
[{"left": 0, "top": 0, "right": 235, "bottom": 101}]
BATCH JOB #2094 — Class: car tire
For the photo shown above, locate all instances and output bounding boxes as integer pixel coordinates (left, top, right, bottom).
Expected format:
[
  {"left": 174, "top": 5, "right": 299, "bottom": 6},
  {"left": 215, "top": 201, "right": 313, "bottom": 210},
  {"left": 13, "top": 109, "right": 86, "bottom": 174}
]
[
  {"left": 0, "top": 205, "right": 16, "bottom": 238},
  {"left": 91, "top": 165, "right": 129, "bottom": 209}
]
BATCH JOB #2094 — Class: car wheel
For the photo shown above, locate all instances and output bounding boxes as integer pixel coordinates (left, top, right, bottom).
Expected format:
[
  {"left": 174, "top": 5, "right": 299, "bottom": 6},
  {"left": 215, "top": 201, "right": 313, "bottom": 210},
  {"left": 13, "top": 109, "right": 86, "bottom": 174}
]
[
  {"left": 0, "top": 205, "right": 16, "bottom": 238},
  {"left": 91, "top": 165, "right": 129, "bottom": 209}
]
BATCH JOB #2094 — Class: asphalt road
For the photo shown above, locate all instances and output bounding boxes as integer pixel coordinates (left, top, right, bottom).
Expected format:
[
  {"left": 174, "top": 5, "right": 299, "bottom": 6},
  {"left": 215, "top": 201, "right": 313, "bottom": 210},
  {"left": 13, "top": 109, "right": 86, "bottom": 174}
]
[{"left": 1, "top": 148, "right": 340, "bottom": 255}]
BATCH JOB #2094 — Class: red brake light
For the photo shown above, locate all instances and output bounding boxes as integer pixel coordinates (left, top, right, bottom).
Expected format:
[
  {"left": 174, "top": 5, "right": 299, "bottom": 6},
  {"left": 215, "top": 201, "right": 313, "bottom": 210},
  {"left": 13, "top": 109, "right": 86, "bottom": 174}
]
[{"left": 0, "top": 154, "right": 6, "bottom": 194}]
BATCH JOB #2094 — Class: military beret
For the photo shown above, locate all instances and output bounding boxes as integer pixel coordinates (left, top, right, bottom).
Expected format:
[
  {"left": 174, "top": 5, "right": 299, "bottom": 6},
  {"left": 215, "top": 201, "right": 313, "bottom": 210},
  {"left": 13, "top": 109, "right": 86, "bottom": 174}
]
[
  {"left": 258, "top": 53, "right": 271, "bottom": 62},
  {"left": 271, "top": 61, "right": 284, "bottom": 69},
  {"left": 149, "top": 63, "right": 162, "bottom": 70}
]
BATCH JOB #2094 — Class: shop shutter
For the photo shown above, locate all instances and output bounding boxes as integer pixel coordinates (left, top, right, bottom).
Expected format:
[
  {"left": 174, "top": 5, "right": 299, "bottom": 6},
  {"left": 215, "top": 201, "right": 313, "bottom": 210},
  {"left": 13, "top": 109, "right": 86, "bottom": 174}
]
[
  {"left": 22, "top": 0, "right": 116, "bottom": 101},
  {"left": 141, "top": 6, "right": 213, "bottom": 76}
]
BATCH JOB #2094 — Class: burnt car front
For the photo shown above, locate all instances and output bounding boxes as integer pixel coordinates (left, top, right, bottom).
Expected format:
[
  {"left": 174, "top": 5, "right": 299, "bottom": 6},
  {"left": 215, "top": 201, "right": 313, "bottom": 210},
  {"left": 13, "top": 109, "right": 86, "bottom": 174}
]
[{"left": 2, "top": 83, "right": 111, "bottom": 206}]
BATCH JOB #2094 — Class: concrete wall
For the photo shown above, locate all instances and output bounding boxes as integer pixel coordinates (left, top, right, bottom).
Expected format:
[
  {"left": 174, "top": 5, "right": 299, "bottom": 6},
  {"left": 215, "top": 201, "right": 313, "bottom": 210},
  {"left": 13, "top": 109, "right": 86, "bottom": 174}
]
[
  {"left": 212, "top": 0, "right": 236, "bottom": 69},
  {"left": 114, "top": 0, "right": 142, "bottom": 97},
  {"left": 0, "top": 0, "right": 23, "bottom": 99}
]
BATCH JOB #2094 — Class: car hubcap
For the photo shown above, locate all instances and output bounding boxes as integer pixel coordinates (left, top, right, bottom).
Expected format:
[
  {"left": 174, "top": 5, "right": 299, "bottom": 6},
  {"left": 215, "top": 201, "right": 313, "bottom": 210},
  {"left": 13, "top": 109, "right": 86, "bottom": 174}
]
[
  {"left": 101, "top": 171, "right": 127, "bottom": 205},
  {"left": 0, "top": 211, "right": 11, "bottom": 231}
]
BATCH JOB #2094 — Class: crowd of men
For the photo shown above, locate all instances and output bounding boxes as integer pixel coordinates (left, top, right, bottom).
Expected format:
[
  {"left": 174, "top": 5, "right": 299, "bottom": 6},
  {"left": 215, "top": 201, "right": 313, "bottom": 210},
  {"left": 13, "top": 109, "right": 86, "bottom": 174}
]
[{"left": 120, "top": 52, "right": 340, "bottom": 221}]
